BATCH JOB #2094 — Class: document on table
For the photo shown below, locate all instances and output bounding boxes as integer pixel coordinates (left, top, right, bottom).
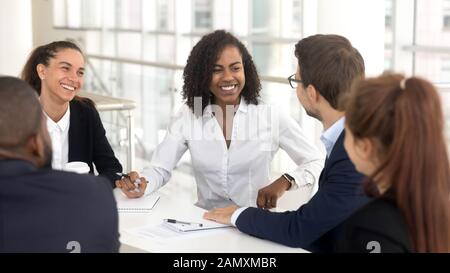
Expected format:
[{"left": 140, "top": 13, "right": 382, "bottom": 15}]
[
  {"left": 125, "top": 206, "right": 231, "bottom": 242},
  {"left": 162, "top": 218, "right": 230, "bottom": 232},
  {"left": 114, "top": 191, "right": 160, "bottom": 213},
  {"left": 127, "top": 223, "right": 185, "bottom": 242},
  {"left": 127, "top": 221, "right": 231, "bottom": 243}
]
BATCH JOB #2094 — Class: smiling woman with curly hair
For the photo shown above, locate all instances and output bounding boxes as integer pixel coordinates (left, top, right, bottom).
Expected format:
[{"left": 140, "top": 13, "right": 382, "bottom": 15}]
[
  {"left": 119, "top": 30, "right": 324, "bottom": 211},
  {"left": 182, "top": 30, "right": 261, "bottom": 114}
]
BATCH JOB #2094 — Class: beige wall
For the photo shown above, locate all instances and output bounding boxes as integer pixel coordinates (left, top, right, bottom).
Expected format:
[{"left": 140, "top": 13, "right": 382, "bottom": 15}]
[
  {"left": 0, "top": 0, "right": 87, "bottom": 77},
  {"left": 0, "top": 0, "right": 32, "bottom": 76},
  {"left": 31, "top": 0, "right": 87, "bottom": 49}
]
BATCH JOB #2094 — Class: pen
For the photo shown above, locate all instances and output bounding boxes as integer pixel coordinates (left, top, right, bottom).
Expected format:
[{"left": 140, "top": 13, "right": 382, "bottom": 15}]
[
  {"left": 116, "top": 172, "right": 148, "bottom": 183},
  {"left": 164, "top": 218, "right": 203, "bottom": 227}
]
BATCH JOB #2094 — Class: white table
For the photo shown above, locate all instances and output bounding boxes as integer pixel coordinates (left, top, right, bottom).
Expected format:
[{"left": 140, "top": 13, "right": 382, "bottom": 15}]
[{"left": 116, "top": 172, "right": 308, "bottom": 253}]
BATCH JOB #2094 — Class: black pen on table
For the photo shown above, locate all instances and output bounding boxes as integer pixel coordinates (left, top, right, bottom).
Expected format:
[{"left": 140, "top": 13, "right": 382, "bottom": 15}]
[{"left": 164, "top": 218, "right": 203, "bottom": 227}]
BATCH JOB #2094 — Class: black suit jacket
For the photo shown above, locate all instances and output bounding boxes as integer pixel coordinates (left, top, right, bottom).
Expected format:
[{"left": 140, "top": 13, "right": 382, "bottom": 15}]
[
  {"left": 0, "top": 160, "right": 120, "bottom": 253},
  {"left": 335, "top": 196, "right": 413, "bottom": 253},
  {"left": 69, "top": 99, "right": 122, "bottom": 186},
  {"left": 235, "top": 131, "right": 370, "bottom": 252}
]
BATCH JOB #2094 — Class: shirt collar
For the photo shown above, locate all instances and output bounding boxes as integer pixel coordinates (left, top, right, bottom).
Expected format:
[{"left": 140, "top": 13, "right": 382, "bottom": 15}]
[
  {"left": 237, "top": 98, "right": 248, "bottom": 113},
  {"left": 203, "top": 97, "right": 248, "bottom": 117},
  {"left": 320, "top": 117, "right": 345, "bottom": 157},
  {"left": 44, "top": 106, "right": 71, "bottom": 133}
]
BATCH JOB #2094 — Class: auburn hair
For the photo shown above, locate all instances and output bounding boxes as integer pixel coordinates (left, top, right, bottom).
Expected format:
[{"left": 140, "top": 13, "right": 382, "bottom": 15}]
[{"left": 345, "top": 73, "right": 450, "bottom": 252}]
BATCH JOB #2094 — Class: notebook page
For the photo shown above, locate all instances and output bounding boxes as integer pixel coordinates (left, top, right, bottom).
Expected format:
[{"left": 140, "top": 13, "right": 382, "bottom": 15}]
[{"left": 115, "top": 191, "right": 160, "bottom": 213}]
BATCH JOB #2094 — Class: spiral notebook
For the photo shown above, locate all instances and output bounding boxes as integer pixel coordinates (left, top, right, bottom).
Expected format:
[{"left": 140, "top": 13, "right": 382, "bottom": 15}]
[{"left": 114, "top": 191, "right": 160, "bottom": 213}]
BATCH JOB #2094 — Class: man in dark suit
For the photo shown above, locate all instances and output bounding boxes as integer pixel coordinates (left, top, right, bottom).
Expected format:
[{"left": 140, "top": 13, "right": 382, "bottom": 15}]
[
  {"left": 204, "top": 34, "right": 370, "bottom": 252},
  {"left": 0, "top": 76, "right": 120, "bottom": 253}
]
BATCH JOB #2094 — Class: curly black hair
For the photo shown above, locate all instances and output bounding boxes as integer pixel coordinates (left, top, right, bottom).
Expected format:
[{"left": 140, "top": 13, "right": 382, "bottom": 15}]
[{"left": 182, "top": 30, "right": 261, "bottom": 115}]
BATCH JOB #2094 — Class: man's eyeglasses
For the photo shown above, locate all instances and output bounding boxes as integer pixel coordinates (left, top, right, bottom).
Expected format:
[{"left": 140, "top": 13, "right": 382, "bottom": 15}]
[{"left": 288, "top": 74, "right": 302, "bottom": 89}]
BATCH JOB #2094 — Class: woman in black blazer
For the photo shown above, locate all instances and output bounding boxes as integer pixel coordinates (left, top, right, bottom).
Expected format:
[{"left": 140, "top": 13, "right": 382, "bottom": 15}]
[
  {"left": 21, "top": 41, "right": 122, "bottom": 187},
  {"left": 336, "top": 73, "right": 450, "bottom": 253}
]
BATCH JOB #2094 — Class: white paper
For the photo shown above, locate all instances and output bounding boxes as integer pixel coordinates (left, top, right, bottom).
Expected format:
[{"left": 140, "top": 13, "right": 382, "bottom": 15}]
[
  {"left": 126, "top": 222, "right": 229, "bottom": 244},
  {"left": 162, "top": 219, "right": 231, "bottom": 232},
  {"left": 115, "top": 192, "right": 160, "bottom": 212}
]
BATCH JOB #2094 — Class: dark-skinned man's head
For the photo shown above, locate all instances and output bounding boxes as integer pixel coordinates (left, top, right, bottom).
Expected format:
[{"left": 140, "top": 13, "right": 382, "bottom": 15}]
[{"left": 0, "top": 76, "right": 52, "bottom": 168}]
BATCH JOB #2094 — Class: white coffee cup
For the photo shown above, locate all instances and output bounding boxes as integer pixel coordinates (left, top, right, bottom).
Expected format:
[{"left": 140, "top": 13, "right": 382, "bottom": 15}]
[{"left": 64, "top": 161, "right": 90, "bottom": 174}]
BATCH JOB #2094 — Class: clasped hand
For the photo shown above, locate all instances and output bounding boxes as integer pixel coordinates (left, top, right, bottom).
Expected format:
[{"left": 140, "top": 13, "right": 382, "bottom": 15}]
[{"left": 115, "top": 171, "right": 147, "bottom": 198}]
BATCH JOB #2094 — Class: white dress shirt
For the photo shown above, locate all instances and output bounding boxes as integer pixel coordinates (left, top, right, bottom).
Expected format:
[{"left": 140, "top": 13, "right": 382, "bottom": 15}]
[
  {"left": 230, "top": 116, "right": 346, "bottom": 226},
  {"left": 320, "top": 117, "right": 345, "bottom": 157},
  {"left": 45, "top": 107, "right": 70, "bottom": 170},
  {"left": 143, "top": 99, "right": 325, "bottom": 210}
]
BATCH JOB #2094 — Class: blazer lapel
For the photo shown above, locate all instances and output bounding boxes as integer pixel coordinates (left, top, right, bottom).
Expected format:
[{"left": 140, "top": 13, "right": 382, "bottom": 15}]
[
  {"left": 68, "top": 101, "right": 83, "bottom": 161},
  {"left": 318, "top": 131, "right": 345, "bottom": 188}
]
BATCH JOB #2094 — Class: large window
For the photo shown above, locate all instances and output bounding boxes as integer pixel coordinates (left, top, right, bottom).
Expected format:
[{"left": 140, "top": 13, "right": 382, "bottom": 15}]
[
  {"left": 444, "top": 0, "right": 450, "bottom": 30},
  {"left": 384, "top": 0, "right": 394, "bottom": 70},
  {"left": 194, "top": 0, "right": 212, "bottom": 31},
  {"left": 157, "top": 0, "right": 169, "bottom": 30},
  {"left": 444, "top": 15, "right": 450, "bottom": 29},
  {"left": 52, "top": 0, "right": 307, "bottom": 171},
  {"left": 251, "top": 0, "right": 270, "bottom": 34},
  {"left": 411, "top": 0, "right": 450, "bottom": 83},
  {"left": 119, "top": 0, "right": 142, "bottom": 30},
  {"left": 441, "top": 57, "right": 450, "bottom": 81},
  {"left": 292, "top": 0, "right": 303, "bottom": 34},
  {"left": 51, "top": 0, "right": 449, "bottom": 170}
]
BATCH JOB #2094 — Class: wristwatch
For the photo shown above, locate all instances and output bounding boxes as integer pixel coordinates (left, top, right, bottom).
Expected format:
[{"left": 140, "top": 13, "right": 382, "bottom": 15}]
[{"left": 282, "top": 173, "right": 297, "bottom": 190}]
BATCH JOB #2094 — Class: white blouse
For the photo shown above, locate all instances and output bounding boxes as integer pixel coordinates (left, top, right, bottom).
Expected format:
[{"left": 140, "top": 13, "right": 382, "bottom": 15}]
[
  {"left": 142, "top": 99, "right": 325, "bottom": 210},
  {"left": 45, "top": 107, "right": 70, "bottom": 170}
]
